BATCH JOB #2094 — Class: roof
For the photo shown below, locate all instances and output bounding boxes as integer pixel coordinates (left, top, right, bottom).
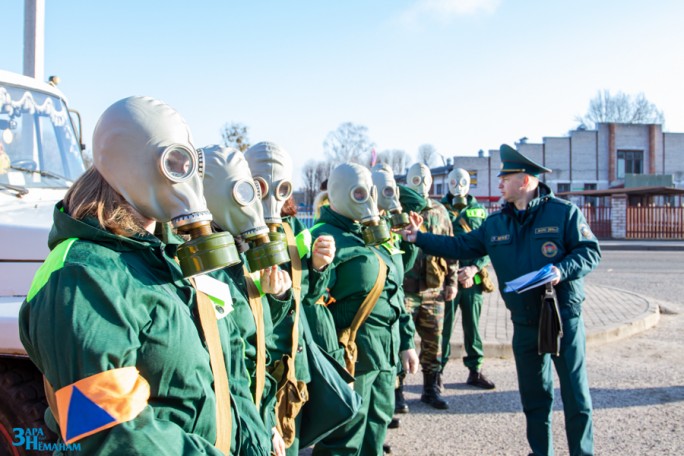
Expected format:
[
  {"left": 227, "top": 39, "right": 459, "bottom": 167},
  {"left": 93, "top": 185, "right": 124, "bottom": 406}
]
[{"left": 557, "top": 186, "right": 684, "bottom": 197}]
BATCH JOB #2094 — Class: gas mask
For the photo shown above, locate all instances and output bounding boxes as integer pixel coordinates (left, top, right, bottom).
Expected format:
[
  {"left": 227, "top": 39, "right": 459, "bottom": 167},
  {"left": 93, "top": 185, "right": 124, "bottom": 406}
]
[
  {"left": 202, "top": 145, "right": 289, "bottom": 271},
  {"left": 244, "top": 141, "right": 293, "bottom": 225},
  {"left": 406, "top": 163, "right": 433, "bottom": 199},
  {"left": 371, "top": 163, "right": 409, "bottom": 229},
  {"left": 447, "top": 168, "right": 471, "bottom": 210},
  {"left": 92, "top": 96, "right": 238, "bottom": 278},
  {"left": 328, "top": 163, "right": 389, "bottom": 245}
]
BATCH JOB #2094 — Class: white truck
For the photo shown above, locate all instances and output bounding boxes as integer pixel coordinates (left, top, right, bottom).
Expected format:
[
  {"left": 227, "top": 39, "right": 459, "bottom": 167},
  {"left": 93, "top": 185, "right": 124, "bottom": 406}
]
[{"left": 0, "top": 69, "right": 85, "bottom": 454}]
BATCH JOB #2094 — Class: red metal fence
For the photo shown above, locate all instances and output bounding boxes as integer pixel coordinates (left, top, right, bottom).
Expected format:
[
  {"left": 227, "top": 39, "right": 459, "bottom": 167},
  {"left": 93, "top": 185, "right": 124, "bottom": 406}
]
[
  {"left": 581, "top": 205, "right": 613, "bottom": 239},
  {"left": 627, "top": 206, "right": 684, "bottom": 239}
]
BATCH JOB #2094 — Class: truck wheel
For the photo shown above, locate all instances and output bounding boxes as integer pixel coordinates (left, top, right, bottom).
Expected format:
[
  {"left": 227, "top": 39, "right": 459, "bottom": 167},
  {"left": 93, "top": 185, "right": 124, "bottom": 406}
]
[{"left": 0, "top": 359, "right": 57, "bottom": 456}]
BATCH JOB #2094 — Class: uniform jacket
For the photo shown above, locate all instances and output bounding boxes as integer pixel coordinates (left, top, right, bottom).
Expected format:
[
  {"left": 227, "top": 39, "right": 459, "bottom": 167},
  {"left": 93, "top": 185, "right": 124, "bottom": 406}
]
[
  {"left": 380, "top": 219, "right": 417, "bottom": 353},
  {"left": 19, "top": 202, "right": 270, "bottom": 455},
  {"left": 440, "top": 194, "right": 491, "bottom": 276},
  {"left": 404, "top": 198, "right": 459, "bottom": 293},
  {"left": 311, "top": 206, "right": 404, "bottom": 372},
  {"left": 213, "top": 258, "right": 286, "bottom": 436},
  {"left": 268, "top": 215, "right": 331, "bottom": 385},
  {"left": 417, "top": 183, "right": 601, "bottom": 324}
]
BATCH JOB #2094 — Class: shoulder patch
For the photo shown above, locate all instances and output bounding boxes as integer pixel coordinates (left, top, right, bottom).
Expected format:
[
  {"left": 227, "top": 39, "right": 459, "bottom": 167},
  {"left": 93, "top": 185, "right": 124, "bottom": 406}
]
[{"left": 580, "top": 223, "right": 594, "bottom": 239}]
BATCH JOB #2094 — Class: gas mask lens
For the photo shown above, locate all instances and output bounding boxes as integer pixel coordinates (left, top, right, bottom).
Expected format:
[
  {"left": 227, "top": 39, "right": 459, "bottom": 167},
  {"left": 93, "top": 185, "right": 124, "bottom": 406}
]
[
  {"left": 351, "top": 186, "right": 369, "bottom": 203},
  {"left": 233, "top": 179, "right": 258, "bottom": 206},
  {"left": 382, "top": 186, "right": 395, "bottom": 198},
  {"left": 276, "top": 180, "right": 292, "bottom": 200},
  {"left": 411, "top": 175, "right": 423, "bottom": 186},
  {"left": 161, "top": 145, "right": 196, "bottom": 182}
]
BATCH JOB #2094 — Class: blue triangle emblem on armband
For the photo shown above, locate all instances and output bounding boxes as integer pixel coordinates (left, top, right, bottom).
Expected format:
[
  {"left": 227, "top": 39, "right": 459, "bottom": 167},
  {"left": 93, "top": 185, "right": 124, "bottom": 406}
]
[{"left": 66, "top": 386, "right": 117, "bottom": 441}]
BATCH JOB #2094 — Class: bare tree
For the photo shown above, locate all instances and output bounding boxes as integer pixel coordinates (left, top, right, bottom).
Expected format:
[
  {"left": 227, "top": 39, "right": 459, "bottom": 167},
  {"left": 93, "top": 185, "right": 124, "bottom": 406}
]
[
  {"left": 576, "top": 90, "right": 665, "bottom": 129},
  {"left": 323, "top": 122, "right": 375, "bottom": 166},
  {"left": 221, "top": 122, "right": 250, "bottom": 152},
  {"left": 417, "top": 144, "right": 440, "bottom": 167},
  {"left": 301, "top": 160, "right": 331, "bottom": 207},
  {"left": 377, "top": 149, "right": 411, "bottom": 175}
]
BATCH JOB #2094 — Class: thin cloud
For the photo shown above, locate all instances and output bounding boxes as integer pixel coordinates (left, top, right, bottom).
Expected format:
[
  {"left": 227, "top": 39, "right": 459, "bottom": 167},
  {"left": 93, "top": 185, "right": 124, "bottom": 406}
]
[{"left": 398, "top": 0, "right": 501, "bottom": 25}]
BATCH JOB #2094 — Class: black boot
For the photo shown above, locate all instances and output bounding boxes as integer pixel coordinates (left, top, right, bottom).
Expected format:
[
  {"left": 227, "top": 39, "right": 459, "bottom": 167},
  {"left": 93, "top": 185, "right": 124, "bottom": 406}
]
[
  {"left": 420, "top": 371, "right": 449, "bottom": 410},
  {"left": 383, "top": 443, "right": 392, "bottom": 454},
  {"left": 467, "top": 369, "right": 496, "bottom": 390},
  {"left": 394, "top": 375, "right": 409, "bottom": 414}
]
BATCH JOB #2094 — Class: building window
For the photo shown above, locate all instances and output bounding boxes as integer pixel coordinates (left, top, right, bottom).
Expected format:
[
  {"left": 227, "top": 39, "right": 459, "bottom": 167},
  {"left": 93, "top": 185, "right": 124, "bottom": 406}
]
[
  {"left": 617, "top": 150, "right": 643, "bottom": 179},
  {"left": 468, "top": 170, "right": 478, "bottom": 189},
  {"left": 435, "top": 183, "right": 443, "bottom": 195},
  {"left": 557, "top": 183, "right": 570, "bottom": 193}
]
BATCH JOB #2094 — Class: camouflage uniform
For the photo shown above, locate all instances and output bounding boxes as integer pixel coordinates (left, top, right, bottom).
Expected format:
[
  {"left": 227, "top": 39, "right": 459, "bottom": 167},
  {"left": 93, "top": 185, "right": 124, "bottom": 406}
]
[{"left": 403, "top": 199, "right": 458, "bottom": 374}]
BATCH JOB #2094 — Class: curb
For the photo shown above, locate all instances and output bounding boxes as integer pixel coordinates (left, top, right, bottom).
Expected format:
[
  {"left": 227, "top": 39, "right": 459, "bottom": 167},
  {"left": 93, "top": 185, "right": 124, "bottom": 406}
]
[{"left": 599, "top": 242, "right": 684, "bottom": 251}]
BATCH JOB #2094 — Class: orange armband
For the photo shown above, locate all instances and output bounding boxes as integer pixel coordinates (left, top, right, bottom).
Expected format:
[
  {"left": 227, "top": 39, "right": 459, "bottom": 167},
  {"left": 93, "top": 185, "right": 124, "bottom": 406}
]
[{"left": 47, "top": 366, "right": 150, "bottom": 444}]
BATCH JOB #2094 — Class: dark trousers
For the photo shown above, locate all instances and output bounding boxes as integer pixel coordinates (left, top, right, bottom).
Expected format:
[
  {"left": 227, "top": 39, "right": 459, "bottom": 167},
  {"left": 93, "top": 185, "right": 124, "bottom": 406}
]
[{"left": 512, "top": 316, "right": 593, "bottom": 456}]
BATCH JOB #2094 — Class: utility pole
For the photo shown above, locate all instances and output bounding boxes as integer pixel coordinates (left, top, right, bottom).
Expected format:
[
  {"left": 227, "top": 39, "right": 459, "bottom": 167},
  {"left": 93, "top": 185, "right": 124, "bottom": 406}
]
[{"left": 23, "top": 0, "right": 45, "bottom": 80}]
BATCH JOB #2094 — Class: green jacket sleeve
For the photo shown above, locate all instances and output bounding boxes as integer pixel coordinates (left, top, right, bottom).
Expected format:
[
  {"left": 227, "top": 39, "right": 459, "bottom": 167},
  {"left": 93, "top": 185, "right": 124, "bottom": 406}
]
[{"left": 555, "top": 205, "right": 602, "bottom": 281}]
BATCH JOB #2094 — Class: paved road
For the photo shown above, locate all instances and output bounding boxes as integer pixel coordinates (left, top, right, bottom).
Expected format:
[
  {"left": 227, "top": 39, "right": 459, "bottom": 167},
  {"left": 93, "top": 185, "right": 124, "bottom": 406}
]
[{"left": 301, "top": 250, "right": 684, "bottom": 455}]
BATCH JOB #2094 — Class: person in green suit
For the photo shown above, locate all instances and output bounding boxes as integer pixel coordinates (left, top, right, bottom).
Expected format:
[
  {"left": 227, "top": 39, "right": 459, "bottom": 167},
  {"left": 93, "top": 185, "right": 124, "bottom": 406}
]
[
  {"left": 245, "top": 141, "right": 337, "bottom": 455},
  {"left": 18, "top": 97, "right": 271, "bottom": 455},
  {"left": 402, "top": 144, "right": 601, "bottom": 456},
  {"left": 371, "top": 164, "right": 420, "bottom": 453},
  {"left": 311, "top": 163, "right": 419, "bottom": 456},
  {"left": 439, "top": 167, "right": 496, "bottom": 390},
  {"left": 203, "top": 144, "right": 298, "bottom": 456}
]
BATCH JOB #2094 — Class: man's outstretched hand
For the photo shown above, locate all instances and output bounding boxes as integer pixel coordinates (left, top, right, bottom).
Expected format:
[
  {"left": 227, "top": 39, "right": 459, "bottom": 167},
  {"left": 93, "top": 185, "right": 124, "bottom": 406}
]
[{"left": 400, "top": 211, "right": 423, "bottom": 243}]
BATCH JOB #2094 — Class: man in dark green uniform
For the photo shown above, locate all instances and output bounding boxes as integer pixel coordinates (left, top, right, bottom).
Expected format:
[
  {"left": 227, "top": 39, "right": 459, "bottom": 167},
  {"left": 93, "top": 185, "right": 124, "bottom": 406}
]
[
  {"left": 402, "top": 145, "right": 601, "bottom": 456},
  {"left": 440, "top": 167, "right": 495, "bottom": 389}
]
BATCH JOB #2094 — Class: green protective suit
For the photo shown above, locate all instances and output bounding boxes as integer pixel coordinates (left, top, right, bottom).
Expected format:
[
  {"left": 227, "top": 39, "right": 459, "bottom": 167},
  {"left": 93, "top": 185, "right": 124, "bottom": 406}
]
[
  {"left": 310, "top": 206, "right": 404, "bottom": 456},
  {"left": 415, "top": 183, "right": 601, "bottom": 456},
  {"left": 19, "top": 202, "right": 270, "bottom": 455},
  {"left": 440, "top": 193, "right": 491, "bottom": 372},
  {"left": 270, "top": 215, "right": 331, "bottom": 455},
  {"left": 211, "top": 257, "right": 288, "bottom": 444}
]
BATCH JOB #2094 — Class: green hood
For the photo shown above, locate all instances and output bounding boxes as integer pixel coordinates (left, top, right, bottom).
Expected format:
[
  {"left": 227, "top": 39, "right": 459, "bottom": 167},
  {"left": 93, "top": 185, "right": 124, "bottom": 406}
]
[
  {"left": 49, "top": 201, "right": 161, "bottom": 252},
  {"left": 398, "top": 185, "right": 427, "bottom": 213}
]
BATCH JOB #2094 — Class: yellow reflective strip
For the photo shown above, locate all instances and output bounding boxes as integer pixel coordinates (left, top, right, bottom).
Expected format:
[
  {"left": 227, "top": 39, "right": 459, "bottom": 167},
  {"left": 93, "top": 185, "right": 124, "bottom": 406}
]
[{"left": 465, "top": 208, "right": 486, "bottom": 219}]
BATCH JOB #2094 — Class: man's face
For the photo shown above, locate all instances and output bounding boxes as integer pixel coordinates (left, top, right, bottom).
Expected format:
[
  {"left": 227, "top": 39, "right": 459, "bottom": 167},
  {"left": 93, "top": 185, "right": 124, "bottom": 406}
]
[{"left": 498, "top": 173, "right": 525, "bottom": 202}]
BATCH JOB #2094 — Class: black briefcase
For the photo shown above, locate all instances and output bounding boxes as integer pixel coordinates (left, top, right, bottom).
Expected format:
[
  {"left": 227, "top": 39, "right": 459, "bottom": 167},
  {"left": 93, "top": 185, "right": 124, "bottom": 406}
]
[{"left": 538, "top": 283, "right": 563, "bottom": 356}]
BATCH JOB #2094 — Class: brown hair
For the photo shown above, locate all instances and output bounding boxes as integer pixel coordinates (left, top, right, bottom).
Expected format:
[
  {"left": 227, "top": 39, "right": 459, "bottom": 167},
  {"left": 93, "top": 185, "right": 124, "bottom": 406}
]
[
  {"left": 281, "top": 195, "right": 297, "bottom": 217},
  {"left": 63, "top": 167, "right": 148, "bottom": 236}
]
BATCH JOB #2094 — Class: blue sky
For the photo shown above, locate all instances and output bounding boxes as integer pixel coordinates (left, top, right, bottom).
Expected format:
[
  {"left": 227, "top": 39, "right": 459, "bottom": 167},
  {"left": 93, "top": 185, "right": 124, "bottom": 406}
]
[{"left": 5, "top": 0, "right": 684, "bottom": 187}]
